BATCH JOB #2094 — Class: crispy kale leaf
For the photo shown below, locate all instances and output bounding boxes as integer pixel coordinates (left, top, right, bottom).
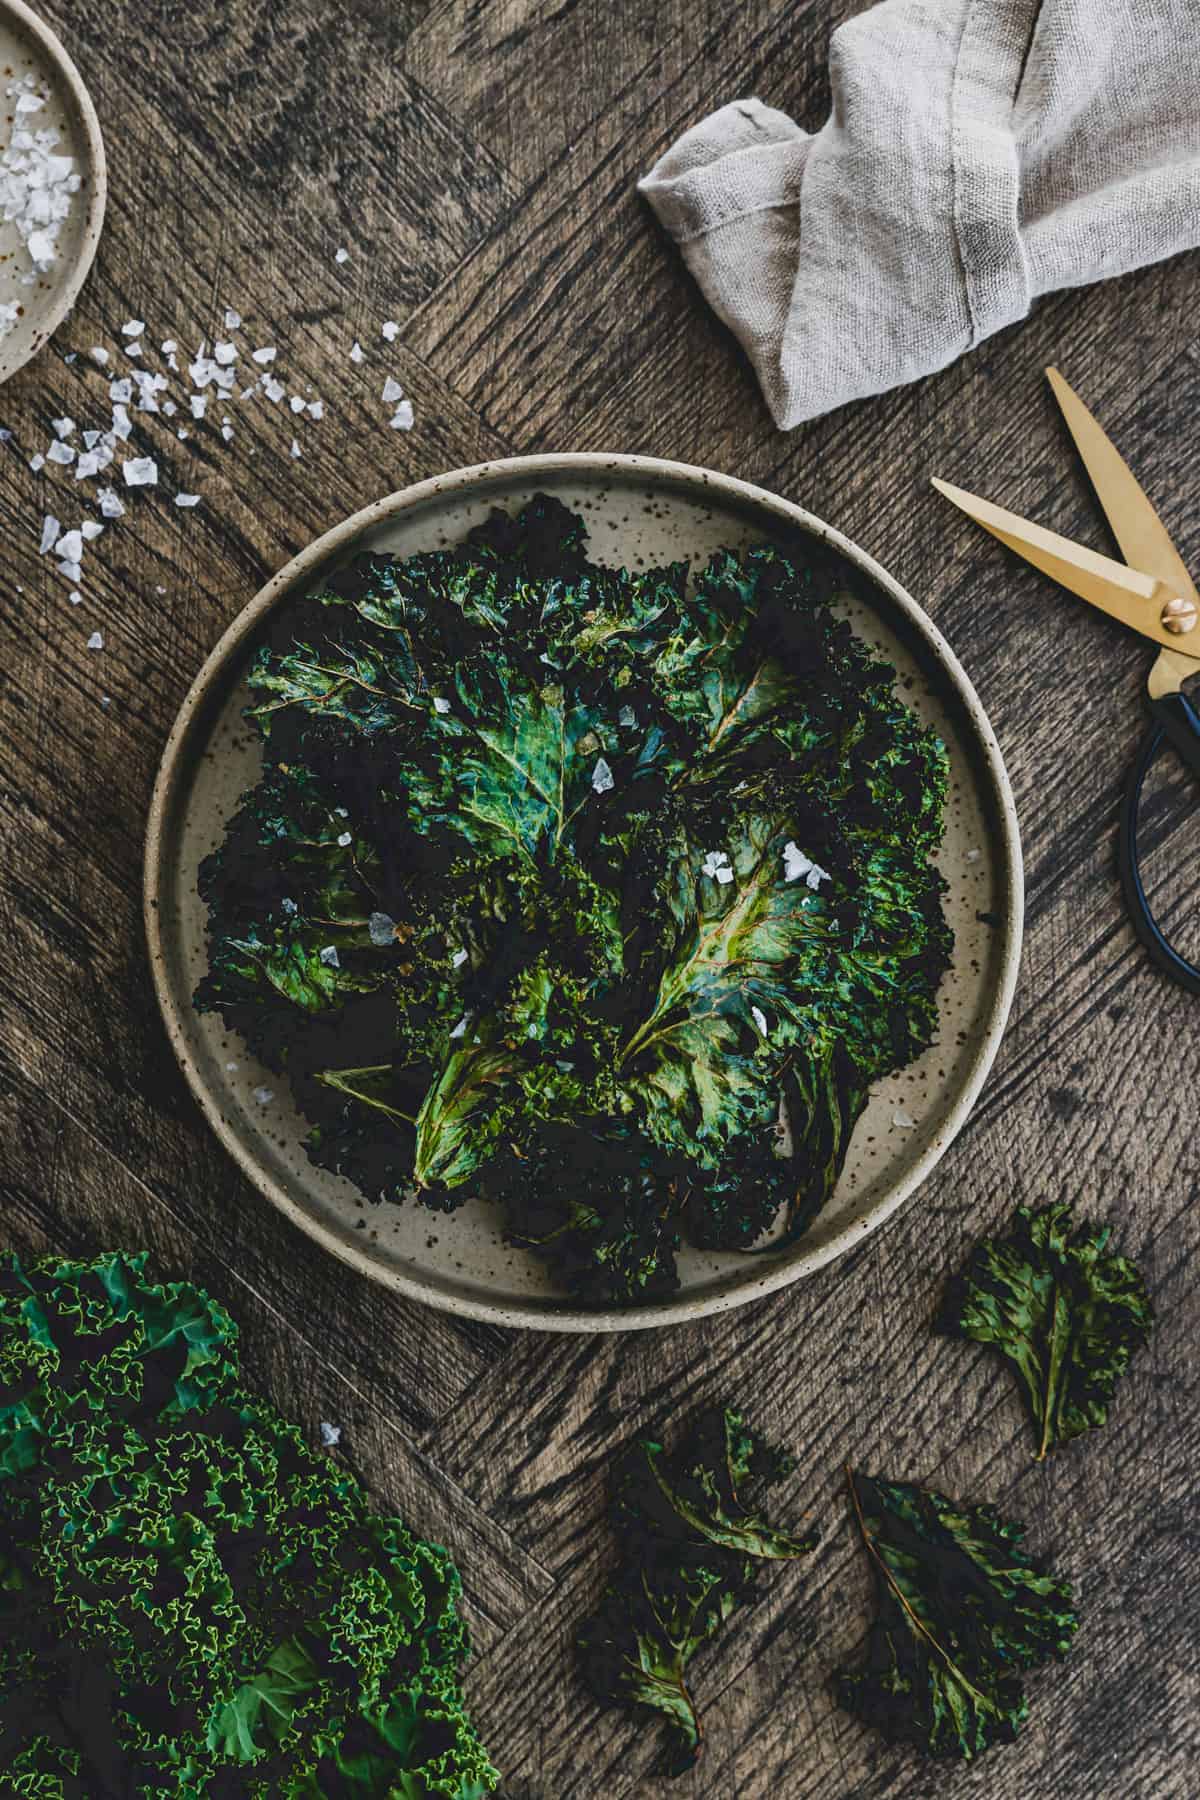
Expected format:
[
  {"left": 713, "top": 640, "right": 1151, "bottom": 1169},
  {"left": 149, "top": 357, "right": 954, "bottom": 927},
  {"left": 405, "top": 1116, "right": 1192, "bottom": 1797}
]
[
  {"left": 577, "top": 1407, "right": 817, "bottom": 1774},
  {"left": 838, "top": 1471, "right": 1079, "bottom": 1761},
  {"left": 196, "top": 496, "right": 952, "bottom": 1303},
  {"left": 0, "top": 1251, "right": 498, "bottom": 1799},
  {"left": 940, "top": 1201, "right": 1154, "bottom": 1459}
]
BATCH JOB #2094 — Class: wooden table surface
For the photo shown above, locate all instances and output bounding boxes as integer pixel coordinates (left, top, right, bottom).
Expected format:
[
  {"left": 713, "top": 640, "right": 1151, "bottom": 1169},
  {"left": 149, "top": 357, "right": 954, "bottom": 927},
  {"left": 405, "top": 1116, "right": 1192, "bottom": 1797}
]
[{"left": 2, "top": 3, "right": 1197, "bottom": 1795}]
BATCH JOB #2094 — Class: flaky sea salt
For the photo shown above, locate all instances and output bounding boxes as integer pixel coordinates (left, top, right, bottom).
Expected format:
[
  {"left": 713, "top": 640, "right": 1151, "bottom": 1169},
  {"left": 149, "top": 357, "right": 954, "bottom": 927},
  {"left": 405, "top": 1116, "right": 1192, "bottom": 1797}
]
[
  {"left": 54, "top": 527, "right": 83, "bottom": 560},
  {"left": 86, "top": 630, "right": 103, "bottom": 650},
  {"left": 51, "top": 416, "right": 74, "bottom": 438},
  {"left": 97, "top": 487, "right": 125, "bottom": 518},
  {"left": 174, "top": 492, "right": 200, "bottom": 507},
  {"left": 253, "top": 1086, "right": 274, "bottom": 1106},
  {"left": 381, "top": 320, "right": 399, "bottom": 341},
  {"left": 46, "top": 440, "right": 74, "bottom": 465},
  {"left": 368, "top": 912, "right": 397, "bottom": 947},
  {"left": 702, "top": 850, "right": 735, "bottom": 885},
  {"left": 389, "top": 400, "right": 414, "bottom": 431},
  {"left": 319, "top": 944, "right": 340, "bottom": 967},
  {"left": 121, "top": 319, "right": 144, "bottom": 336},
  {"left": 0, "top": 94, "right": 81, "bottom": 286},
  {"left": 81, "top": 520, "right": 103, "bottom": 539},
  {"left": 349, "top": 340, "right": 363, "bottom": 364},
  {"left": 382, "top": 375, "right": 403, "bottom": 404},
  {"left": 319, "top": 1421, "right": 341, "bottom": 1447},
  {"left": 751, "top": 1005, "right": 769, "bottom": 1036},
  {"left": 38, "top": 514, "right": 60, "bottom": 554},
  {"left": 122, "top": 456, "right": 158, "bottom": 487},
  {"left": 336, "top": 830, "right": 352, "bottom": 847},
  {"left": 335, "top": 246, "right": 349, "bottom": 263},
  {"left": 592, "top": 756, "right": 615, "bottom": 794},
  {"left": 251, "top": 345, "right": 277, "bottom": 364},
  {"left": 290, "top": 437, "right": 301, "bottom": 458},
  {"left": 892, "top": 1108, "right": 918, "bottom": 1130},
  {"left": 782, "top": 842, "right": 830, "bottom": 889}
]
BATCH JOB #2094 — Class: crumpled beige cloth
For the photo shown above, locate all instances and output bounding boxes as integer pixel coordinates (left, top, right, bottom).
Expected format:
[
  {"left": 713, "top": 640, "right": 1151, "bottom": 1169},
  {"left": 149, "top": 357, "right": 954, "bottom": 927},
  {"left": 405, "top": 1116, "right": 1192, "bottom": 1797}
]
[{"left": 639, "top": 0, "right": 1200, "bottom": 427}]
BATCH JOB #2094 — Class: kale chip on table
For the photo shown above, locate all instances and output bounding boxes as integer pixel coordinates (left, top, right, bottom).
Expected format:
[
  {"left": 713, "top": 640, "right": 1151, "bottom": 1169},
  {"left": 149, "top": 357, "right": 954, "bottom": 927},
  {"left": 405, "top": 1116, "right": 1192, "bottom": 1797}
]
[{"left": 196, "top": 495, "right": 952, "bottom": 1303}]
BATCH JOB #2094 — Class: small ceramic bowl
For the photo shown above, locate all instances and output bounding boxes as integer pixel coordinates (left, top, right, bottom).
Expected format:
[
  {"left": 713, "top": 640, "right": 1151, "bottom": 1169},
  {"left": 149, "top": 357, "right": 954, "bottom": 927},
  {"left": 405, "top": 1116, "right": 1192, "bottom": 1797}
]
[
  {"left": 0, "top": 0, "right": 106, "bottom": 383},
  {"left": 145, "top": 455, "right": 1023, "bottom": 1332}
]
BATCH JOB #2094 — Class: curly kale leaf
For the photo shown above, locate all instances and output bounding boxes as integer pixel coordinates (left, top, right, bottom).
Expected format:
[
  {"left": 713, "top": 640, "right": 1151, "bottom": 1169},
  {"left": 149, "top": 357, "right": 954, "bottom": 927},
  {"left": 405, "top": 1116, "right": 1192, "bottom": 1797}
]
[
  {"left": 196, "top": 496, "right": 952, "bottom": 1303},
  {"left": 0, "top": 1251, "right": 498, "bottom": 1798},
  {"left": 940, "top": 1201, "right": 1154, "bottom": 1459},
  {"left": 838, "top": 1470, "right": 1079, "bottom": 1760},
  {"left": 578, "top": 1407, "right": 817, "bottom": 1774}
]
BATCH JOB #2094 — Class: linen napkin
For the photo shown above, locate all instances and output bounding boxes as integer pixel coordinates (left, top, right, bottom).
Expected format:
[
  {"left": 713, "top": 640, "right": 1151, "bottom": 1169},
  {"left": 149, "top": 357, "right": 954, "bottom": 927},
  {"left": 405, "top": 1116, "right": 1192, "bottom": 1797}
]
[{"left": 638, "top": 0, "right": 1200, "bottom": 428}]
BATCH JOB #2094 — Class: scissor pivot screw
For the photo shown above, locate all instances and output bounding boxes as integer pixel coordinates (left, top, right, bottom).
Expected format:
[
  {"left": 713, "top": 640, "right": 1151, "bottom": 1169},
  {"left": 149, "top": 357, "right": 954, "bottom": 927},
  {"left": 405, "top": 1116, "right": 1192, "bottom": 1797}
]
[{"left": 1161, "top": 595, "right": 1198, "bottom": 634}]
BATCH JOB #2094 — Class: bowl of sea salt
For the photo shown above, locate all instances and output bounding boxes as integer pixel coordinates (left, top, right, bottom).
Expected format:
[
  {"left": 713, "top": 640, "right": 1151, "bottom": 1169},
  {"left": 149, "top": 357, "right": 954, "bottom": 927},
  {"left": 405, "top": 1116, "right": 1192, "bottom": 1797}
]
[{"left": 0, "top": 0, "right": 104, "bottom": 383}]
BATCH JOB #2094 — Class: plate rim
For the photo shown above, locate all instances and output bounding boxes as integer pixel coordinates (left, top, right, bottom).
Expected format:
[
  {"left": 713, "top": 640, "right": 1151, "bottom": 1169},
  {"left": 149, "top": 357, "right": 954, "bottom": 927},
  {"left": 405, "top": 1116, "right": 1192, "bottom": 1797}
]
[
  {"left": 0, "top": 0, "right": 108, "bottom": 384},
  {"left": 144, "top": 452, "right": 1024, "bottom": 1332}
]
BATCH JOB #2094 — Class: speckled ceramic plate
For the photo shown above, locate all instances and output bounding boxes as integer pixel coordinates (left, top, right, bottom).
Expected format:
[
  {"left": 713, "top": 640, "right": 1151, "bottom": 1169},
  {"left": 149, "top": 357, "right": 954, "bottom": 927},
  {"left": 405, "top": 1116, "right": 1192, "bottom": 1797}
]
[
  {"left": 0, "top": 0, "right": 105, "bottom": 383},
  {"left": 145, "top": 456, "right": 1023, "bottom": 1331}
]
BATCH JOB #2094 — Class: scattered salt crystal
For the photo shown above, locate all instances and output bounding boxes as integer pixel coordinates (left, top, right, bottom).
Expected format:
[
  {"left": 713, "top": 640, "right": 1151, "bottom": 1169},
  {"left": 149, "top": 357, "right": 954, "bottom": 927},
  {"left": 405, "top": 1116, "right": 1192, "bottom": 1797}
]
[
  {"left": 751, "top": 1005, "right": 768, "bottom": 1036},
  {"left": 382, "top": 375, "right": 403, "bottom": 404},
  {"left": 306, "top": 399, "right": 324, "bottom": 420},
  {"left": 213, "top": 340, "right": 237, "bottom": 365},
  {"left": 336, "top": 830, "right": 352, "bottom": 847},
  {"left": 125, "top": 341, "right": 143, "bottom": 357},
  {"left": 618, "top": 706, "right": 637, "bottom": 727},
  {"left": 335, "top": 246, "right": 349, "bottom": 263},
  {"left": 58, "top": 558, "right": 81, "bottom": 580},
  {"left": 90, "top": 346, "right": 109, "bottom": 364},
  {"left": 54, "top": 527, "right": 83, "bottom": 561},
  {"left": 319, "top": 944, "right": 340, "bottom": 967},
  {"left": 82, "top": 429, "right": 100, "bottom": 449},
  {"left": 108, "top": 377, "right": 132, "bottom": 404},
  {"left": 253, "top": 1086, "right": 274, "bottom": 1106},
  {"left": 38, "top": 514, "right": 60, "bottom": 554},
  {"left": 221, "top": 423, "right": 234, "bottom": 441},
  {"left": 224, "top": 309, "right": 241, "bottom": 330},
  {"left": 289, "top": 394, "right": 306, "bottom": 413},
  {"left": 162, "top": 400, "right": 177, "bottom": 416},
  {"left": 97, "top": 487, "right": 125, "bottom": 518},
  {"left": 225, "top": 1059, "right": 239, "bottom": 1072},
  {"left": 68, "top": 590, "right": 81, "bottom": 605},
  {"left": 51, "top": 416, "right": 74, "bottom": 438},
  {"left": 349, "top": 340, "right": 363, "bottom": 363},
  {"left": 120, "top": 319, "right": 144, "bottom": 336},
  {"left": 893, "top": 1108, "right": 918, "bottom": 1130},
  {"left": 47, "top": 441, "right": 75, "bottom": 465},
  {"left": 176, "top": 429, "right": 189, "bottom": 440},
  {"left": 433, "top": 696, "right": 451, "bottom": 714},
  {"left": 319, "top": 1421, "right": 341, "bottom": 1447},
  {"left": 189, "top": 394, "right": 208, "bottom": 419},
  {"left": 251, "top": 346, "right": 276, "bottom": 364},
  {"left": 262, "top": 376, "right": 285, "bottom": 403},
  {"left": 160, "top": 338, "right": 177, "bottom": 355},
  {"left": 290, "top": 437, "right": 302, "bottom": 458},
  {"left": 368, "top": 912, "right": 397, "bottom": 947},
  {"left": 452, "top": 947, "right": 469, "bottom": 968},
  {"left": 28, "top": 453, "right": 44, "bottom": 471},
  {"left": 122, "top": 456, "right": 158, "bottom": 487},
  {"left": 86, "top": 631, "right": 103, "bottom": 650},
  {"left": 63, "top": 352, "right": 77, "bottom": 364},
  {"left": 592, "top": 756, "right": 615, "bottom": 794},
  {"left": 99, "top": 694, "right": 111, "bottom": 708},
  {"left": 389, "top": 400, "right": 415, "bottom": 431},
  {"left": 965, "top": 848, "right": 982, "bottom": 863},
  {"left": 449, "top": 1015, "right": 469, "bottom": 1040},
  {"left": 110, "top": 404, "right": 132, "bottom": 440},
  {"left": 381, "top": 320, "right": 399, "bottom": 341},
  {"left": 782, "top": 842, "right": 830, "bottom": 889},
  {"left": 174, "top": 492, "right": 201, "bottom": 507},
  {"left": 81, "top": 520, "right": 103, "bottom": 539},
  {"left": 74, "top": 451, "right": 104, "bottom": 480},
  {"left": 702, "top": 850, "right": 735, "bottom": 885}
]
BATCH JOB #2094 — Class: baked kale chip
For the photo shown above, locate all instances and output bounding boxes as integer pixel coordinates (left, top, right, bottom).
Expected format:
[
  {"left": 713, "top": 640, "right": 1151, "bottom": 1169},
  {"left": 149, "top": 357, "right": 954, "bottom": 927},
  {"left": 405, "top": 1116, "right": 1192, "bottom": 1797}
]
[{"left": 196, "top": 495, "right": 952, "bottom": 1302}]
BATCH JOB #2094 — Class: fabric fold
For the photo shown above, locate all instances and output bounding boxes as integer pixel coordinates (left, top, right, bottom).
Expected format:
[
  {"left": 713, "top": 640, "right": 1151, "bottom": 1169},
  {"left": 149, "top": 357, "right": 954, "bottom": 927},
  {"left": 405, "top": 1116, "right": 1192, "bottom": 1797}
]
[{"left": 638, "top": 0, "right": 1200, "bottom": 428}]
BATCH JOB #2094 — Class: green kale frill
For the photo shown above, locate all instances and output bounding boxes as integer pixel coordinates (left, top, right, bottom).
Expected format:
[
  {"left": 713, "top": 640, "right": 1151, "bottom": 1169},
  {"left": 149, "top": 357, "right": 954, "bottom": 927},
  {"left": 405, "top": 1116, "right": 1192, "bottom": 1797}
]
[{"left": 0, "top": 1250, "right": 498, "bottom": 1798}]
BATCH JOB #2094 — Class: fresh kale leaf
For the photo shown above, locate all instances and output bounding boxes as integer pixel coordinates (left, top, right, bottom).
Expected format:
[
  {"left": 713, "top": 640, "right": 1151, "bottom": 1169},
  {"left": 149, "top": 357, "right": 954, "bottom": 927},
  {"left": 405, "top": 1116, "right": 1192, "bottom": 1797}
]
[
  {"left": 940, "top": 1200, "right": 1154, "bottom": 1459},
  {"left": 197, "top": 496, "right": 952, "bottom": 1303},
  {"left": 578, "top": 1407, "right": 818, "bottom": 1774},
  {"left": 838, "top": 1470, "right": 1079, "bottom": 1760},
  {"left": 0, "top": 1251, "right": 498, "bottom": 1798}
]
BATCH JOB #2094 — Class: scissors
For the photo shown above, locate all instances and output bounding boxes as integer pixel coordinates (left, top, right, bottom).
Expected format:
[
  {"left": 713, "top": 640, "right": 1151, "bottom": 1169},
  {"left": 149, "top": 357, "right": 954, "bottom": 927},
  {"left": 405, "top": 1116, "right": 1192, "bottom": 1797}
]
[{"left": 933, "top": 367, "right": 1200, "bottom": 993}]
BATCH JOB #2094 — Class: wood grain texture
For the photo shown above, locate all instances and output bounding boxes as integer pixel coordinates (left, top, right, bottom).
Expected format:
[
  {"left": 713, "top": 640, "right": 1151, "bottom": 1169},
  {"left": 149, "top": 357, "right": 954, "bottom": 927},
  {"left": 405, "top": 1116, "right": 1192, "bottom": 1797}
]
[{"left": 1, "top": 1, "right": 1197, "bottom": 1795}]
